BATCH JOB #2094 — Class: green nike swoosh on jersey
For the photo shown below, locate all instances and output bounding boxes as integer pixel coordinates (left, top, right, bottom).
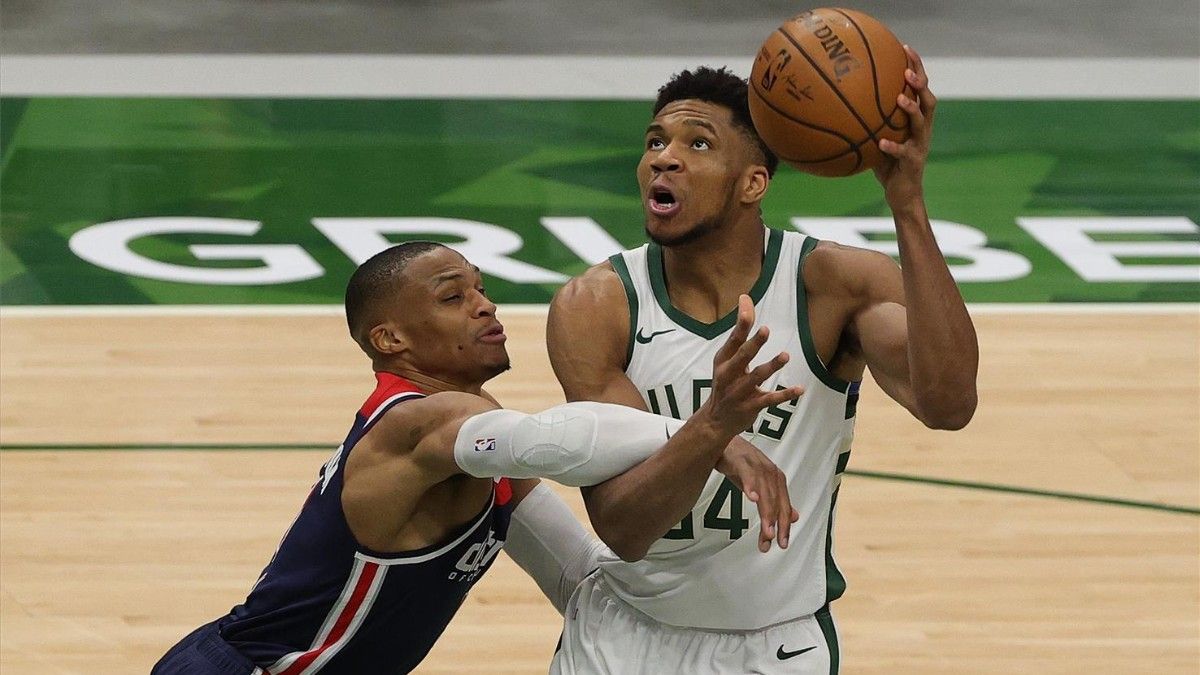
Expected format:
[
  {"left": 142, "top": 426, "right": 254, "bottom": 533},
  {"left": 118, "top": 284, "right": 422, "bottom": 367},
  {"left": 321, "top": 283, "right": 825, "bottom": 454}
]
[
  {"left": 635, "top": 328, "right": 676, "bottom": 344},
  {"left": 776, "top": 644, "right": 818, "bottom": 660}
]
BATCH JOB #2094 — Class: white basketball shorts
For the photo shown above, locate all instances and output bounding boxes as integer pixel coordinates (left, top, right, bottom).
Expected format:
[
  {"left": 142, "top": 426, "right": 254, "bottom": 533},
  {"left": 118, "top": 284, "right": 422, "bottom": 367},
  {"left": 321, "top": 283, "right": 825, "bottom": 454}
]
[{"left": 549, "top": 572, "right": 841, "bottom": 674}]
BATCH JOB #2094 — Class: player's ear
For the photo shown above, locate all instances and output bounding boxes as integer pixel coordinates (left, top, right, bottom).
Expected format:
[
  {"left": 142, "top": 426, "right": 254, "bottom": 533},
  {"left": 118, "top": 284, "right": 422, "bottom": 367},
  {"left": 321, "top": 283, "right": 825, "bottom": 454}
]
[
  {"left": 369, "top": 321, "right": 408, "bottom": 356},
  {"left": 739, "top": 163, "right": 770, "bottom": 205}
]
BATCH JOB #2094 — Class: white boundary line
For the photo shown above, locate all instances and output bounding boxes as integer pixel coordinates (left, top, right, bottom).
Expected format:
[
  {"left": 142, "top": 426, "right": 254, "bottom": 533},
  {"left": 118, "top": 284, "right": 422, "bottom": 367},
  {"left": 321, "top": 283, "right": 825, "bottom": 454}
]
[
  {"left": 1, "top": 304, "right": 1196, "bottom": 318},
  {"left": 1, "top": 56, "right": 1196, "bottom": 99}
]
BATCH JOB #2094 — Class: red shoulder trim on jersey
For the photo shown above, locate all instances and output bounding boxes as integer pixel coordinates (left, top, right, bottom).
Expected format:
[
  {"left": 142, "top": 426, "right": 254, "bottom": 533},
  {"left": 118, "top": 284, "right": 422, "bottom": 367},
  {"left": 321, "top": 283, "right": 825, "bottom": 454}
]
[
  {"left": 359, "top": 372, "right": 425, "bottom": 418},
  {"left": 494, "top": 477, "right": 513, "bottom": 507}
]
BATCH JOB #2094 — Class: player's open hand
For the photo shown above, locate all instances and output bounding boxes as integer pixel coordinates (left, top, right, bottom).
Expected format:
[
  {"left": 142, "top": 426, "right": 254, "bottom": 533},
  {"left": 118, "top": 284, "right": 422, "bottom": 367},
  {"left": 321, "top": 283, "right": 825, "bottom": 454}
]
[
  {"left": 874, "top": 44, "right": 935, "bottom": 207},
  {"left": 716, "top": 437, "right": 799, "bottom": 553},
  {"left": 703, "top": 295, "right": 805, "bottom": 437}
]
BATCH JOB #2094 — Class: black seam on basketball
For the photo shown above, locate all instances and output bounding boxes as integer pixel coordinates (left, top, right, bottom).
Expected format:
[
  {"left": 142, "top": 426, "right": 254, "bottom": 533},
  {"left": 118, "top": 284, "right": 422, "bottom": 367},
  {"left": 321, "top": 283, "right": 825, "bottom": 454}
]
[
  {"left": 777, "top": 24, "right": 876, "bottom": 141},
  {"left": 748, "top": 82, "right": 865, "bottom": 165},
  {"left": 832, "top": 8, "right": 892, "bottom": 131},
  {"left": 776, "top": 146, "right": 864, "bottom": 174},
  {"left": 749, "top": 79, "right": 858, "bottom": 142},
  {"left": 879, "top": 81, "right": 915, "bottom": 131}
]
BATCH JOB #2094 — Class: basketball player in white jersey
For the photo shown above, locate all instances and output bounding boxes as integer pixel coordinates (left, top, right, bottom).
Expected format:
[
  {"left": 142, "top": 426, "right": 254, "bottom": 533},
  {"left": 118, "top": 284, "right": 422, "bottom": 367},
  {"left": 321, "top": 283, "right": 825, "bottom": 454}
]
[{"left": 546, "top": 47, "right": 978, "bottom": 673}]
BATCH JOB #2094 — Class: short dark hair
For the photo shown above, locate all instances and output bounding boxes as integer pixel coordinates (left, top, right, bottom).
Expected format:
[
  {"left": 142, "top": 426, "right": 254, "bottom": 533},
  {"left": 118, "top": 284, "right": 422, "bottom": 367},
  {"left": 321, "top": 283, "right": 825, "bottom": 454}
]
[
  {"left": 653, "top": 66, "right": 779, "bottom": 177},
  {"left": 344, "top": 241, "right": 448, "bottom": 351}
]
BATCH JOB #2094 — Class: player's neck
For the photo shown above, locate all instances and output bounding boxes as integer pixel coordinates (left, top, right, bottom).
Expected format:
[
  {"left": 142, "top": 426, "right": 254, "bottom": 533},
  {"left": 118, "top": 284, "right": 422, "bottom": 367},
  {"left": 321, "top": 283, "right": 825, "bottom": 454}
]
[
  {"left": 377, "top": 364, "right": 485, "bottom": 397},
  {"left": 660, "top": 220, "right": 767, "bottom": 323}
]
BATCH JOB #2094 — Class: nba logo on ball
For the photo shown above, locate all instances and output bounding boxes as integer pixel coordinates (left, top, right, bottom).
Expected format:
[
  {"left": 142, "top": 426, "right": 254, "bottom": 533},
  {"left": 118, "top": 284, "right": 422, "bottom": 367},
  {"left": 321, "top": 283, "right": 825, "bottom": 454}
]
[{"left": 474, "top": 438, "right": 496, "bottom": 452}]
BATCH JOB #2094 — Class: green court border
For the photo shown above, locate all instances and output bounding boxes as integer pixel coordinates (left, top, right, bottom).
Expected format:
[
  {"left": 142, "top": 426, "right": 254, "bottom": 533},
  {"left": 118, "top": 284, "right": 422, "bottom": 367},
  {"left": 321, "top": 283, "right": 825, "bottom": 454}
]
[{"left": 2, "top": 443, "right": 1195, "bottom": 515}]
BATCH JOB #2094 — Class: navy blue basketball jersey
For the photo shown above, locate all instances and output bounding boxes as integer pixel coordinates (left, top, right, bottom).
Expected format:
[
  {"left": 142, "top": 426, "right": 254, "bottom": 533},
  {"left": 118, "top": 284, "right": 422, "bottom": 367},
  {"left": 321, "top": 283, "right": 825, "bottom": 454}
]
[{"left": 216, "top": 372, "right": 514, "bottom": 674}]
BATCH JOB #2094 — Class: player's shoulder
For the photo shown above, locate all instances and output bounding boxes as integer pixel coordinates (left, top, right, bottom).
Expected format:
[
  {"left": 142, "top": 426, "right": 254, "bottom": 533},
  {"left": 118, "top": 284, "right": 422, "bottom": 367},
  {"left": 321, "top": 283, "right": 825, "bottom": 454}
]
[
  {"left": 547, "top": 259, "right": 631, "bottom": 364},
  {"left": 550, "top": 259, "right": 627, "bottom": 316},
  {"left": 804, "top": 239, "right": 899, "bottom": 299},
  {"left": 369, "top": 391, "right": 498, "bottom": 456}
]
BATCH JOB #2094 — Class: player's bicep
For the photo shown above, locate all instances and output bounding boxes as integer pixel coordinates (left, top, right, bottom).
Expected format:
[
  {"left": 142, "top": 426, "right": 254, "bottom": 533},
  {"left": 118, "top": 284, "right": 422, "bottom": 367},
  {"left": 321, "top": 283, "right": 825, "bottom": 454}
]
[
  {"left": 395, "top": 393, "right": 500, "bottom": 479},
  {"left": 855, "top": 301, "right": 919, "bottom": 415},
  {"left": 845, "top": 249, "right": 919, "bottom": 415}
]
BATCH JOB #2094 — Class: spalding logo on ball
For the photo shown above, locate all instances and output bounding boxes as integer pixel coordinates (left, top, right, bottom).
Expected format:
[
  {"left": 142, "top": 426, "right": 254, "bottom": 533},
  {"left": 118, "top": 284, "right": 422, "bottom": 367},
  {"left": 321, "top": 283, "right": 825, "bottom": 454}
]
[{"left": 749, "top": 8, "right": 914, "bottom": 177}]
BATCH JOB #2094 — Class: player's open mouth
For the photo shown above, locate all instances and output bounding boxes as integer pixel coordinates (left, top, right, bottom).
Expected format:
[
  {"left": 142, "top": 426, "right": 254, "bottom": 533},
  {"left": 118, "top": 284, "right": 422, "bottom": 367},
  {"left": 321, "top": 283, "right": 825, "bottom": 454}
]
[{"left": 647, "top": 186, "right": 681, "bottom": 217}]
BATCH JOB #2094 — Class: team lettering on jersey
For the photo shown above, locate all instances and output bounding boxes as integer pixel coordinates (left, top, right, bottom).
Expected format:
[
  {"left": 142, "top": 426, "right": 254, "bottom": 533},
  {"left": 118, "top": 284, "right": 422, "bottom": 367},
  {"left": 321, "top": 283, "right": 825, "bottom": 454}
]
[
  {"left": 645, "top": 379, "right": 801, "bottom": 440},
  {"left": 319, "top": 444, "right": 344, "bottom": 494},
  {"left": 449, "top": 529, "right": 503, "bottom": 583}
]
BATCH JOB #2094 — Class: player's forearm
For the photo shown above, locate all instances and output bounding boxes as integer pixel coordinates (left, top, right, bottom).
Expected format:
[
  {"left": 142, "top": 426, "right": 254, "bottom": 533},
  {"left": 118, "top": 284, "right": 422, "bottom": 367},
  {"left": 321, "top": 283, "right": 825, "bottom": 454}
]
[
  {"left": 452, "top": 402, "right": 685, "bottom": 486},
  {"left": 892, "top": 199, "right": 979, "bottom": 429},
  {"left": 582, "top": 414, "right": 728, "bottom": 562},
  {"left": 506, "top": 481, "right": 607, "bottom": 615}
]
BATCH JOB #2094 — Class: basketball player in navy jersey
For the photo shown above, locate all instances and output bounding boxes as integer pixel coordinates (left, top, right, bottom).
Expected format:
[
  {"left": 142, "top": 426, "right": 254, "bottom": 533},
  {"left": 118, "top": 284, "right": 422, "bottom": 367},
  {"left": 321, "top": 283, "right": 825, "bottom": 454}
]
[{"left": 153, "top": 241, "right": 803, "bottom": 674}]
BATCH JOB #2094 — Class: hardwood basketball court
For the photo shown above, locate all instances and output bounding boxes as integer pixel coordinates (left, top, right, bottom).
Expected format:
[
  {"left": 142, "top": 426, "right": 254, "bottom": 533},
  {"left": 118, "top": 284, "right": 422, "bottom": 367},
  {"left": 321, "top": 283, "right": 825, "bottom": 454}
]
[{"left": 1, "top": 307, "right": 1196, "bottom": 674}]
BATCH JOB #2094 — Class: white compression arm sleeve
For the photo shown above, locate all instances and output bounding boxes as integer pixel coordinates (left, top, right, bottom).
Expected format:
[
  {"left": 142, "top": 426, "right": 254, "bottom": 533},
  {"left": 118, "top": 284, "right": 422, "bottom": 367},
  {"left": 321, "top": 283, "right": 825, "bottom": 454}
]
[
  {"left": 452, "top": 401, "right": 685, "bottom": 487},
  {"left": 504, "top": 481, "right": 608, "bottom": 615}
]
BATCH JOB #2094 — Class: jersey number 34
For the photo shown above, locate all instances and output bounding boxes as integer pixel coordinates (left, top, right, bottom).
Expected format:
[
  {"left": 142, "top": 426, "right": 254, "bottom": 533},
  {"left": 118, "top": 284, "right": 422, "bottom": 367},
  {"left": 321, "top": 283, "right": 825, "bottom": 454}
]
[{"left": 663, "top": 477, "right": 747, "bottom": 541}]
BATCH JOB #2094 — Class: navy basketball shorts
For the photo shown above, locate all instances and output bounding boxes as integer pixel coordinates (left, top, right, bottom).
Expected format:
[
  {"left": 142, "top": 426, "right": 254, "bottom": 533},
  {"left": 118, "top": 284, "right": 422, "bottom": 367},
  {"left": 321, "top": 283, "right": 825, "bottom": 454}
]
[{"left": 151, "top": 621, "right": 258, "bottom": 675}]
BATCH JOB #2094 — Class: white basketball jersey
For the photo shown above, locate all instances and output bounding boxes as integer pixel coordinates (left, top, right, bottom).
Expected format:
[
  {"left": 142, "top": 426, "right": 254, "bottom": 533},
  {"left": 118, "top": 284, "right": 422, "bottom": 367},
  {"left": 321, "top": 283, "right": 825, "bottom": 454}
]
[{"left": 598, "top": 228, "right": 860, "bottom": 630}]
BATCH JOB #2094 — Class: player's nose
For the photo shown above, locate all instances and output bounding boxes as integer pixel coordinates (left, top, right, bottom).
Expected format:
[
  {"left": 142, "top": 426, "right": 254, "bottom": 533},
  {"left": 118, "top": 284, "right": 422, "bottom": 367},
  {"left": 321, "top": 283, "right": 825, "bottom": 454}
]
[
  {"left": 471, "top": 290, "right": 496, "bottom": 317},
  {"left": 650, "top": 144, "right": 682, "bottom": 173}
]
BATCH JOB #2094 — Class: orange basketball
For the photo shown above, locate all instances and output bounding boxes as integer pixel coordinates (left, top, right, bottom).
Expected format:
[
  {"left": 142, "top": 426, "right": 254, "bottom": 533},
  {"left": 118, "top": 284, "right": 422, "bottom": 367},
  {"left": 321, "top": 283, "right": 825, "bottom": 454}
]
[{"left": 749, "top": 8, "right": 914, "bottom": 177}]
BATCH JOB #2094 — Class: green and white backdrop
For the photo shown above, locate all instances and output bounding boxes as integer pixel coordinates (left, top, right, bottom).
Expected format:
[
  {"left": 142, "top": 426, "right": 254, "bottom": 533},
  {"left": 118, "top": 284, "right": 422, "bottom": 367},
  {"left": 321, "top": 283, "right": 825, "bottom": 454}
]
[{"left": 1, "top": 56, "right": 1197, "bottom": 308}]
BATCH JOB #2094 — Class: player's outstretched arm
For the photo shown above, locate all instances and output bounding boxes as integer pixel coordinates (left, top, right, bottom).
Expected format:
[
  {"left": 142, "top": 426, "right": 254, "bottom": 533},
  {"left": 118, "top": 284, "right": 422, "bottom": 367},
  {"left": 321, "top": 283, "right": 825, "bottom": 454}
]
[
  {"left": 854, "top": 45, "right": 978, "bottom": 429},
  {"left": 504, "top": 478, "right": 608, "bottom": 615},
  {"left": 345, "top": 390, "right": 699, "bottom": 550},
  {"left": 548, "top": 265, "right": 799, "bottom": 560},
  {"left": 385, "top": 392, "right": 691, "bottom": 488}
]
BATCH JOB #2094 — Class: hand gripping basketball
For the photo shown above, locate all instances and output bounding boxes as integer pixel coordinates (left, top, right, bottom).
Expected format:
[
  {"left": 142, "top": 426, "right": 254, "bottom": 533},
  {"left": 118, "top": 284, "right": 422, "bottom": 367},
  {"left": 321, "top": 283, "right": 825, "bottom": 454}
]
[{"left": 874, "top": 45, "right": 936, "bottom": 205}]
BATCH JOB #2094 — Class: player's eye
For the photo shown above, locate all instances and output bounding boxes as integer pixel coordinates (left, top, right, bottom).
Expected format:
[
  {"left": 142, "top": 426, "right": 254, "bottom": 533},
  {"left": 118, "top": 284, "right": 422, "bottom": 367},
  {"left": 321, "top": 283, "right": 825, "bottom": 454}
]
[
  {"left": 647, "top": 137, "right": 665, "bottom": 150},
  {"left": 692, "top": 138, "right": 711, "bottom": 150},
  {"left": 476, "top": 287, "right": 488, "bottom": 298},
  {"left": 441, "top": 293, "right": 463, "bottom": 303}
]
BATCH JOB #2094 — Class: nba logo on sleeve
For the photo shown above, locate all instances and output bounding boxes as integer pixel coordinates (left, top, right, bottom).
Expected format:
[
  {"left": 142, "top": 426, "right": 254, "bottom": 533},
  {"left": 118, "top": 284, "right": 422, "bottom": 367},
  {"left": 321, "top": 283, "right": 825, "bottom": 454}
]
[{"left": 474, "top": 438, "right": 496, "bottom": 452}]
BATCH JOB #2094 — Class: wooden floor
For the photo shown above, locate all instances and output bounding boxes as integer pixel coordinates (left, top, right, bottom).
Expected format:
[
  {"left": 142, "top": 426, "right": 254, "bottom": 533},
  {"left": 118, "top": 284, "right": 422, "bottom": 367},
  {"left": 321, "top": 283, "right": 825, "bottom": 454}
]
[{"left": 1, "top": 308, "right": 1197, "bottom": 674}]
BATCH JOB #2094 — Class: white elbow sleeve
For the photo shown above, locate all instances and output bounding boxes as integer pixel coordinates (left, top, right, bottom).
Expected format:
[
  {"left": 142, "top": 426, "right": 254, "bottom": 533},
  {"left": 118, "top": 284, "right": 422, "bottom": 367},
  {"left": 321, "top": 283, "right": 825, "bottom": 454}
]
[{"left": 453, "top": 402, "right": 684, "bottom": 486}]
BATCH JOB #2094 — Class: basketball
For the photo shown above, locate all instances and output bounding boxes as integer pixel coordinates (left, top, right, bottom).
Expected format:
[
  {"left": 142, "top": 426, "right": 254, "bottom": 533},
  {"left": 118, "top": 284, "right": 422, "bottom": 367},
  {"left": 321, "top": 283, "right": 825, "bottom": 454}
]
[{"left": 749, "top": 8, "right": 914, "bottom": 177}]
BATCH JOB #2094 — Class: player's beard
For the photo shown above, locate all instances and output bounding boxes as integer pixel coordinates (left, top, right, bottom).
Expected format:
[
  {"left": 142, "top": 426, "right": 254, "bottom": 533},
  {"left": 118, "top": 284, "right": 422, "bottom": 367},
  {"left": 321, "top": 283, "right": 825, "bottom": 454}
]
[{"left": 479, "top": 357, "right": 512, "bottom": 383}]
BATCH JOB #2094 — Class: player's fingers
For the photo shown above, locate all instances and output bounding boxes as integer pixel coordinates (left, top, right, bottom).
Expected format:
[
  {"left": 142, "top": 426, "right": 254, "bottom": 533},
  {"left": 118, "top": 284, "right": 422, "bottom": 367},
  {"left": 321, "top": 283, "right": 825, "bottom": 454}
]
[
  {"left": 878, "top": 95, "right": 926, "bottom": 160},
  {"left": 746, "top": 469, "right": 776, "bottom": 553},
  {"left": 732, "top": 325, "right": 771, "bottom": 371},
  {"left": 747, "top": 351, "right": 789, "bottom": 386},
  {"left": 878, "top": 138, "right": 902, "bottom": 158},
  {"left": 754, "top": 384, "right": 805, "bottom": 409},
  {"left": 904, "top": 45, "right": 937, "bottom": 121},
  {"left": 775, "top": 472, "right": 793, "bottom": 549},
  {"left": 904, "top": 44, "right": 927, "bottom": 79},
  {"left": 741, "top": 473, "right": 759, "bottom": 505},
  {"left": 715, "top": 295, "right": 754, "bottom": 364},
  {"left": 897, "top": 92, "right": 924, "bottom": 132},
  {"left": 756, "top": 485, "right": 777, "bottom": 553}
]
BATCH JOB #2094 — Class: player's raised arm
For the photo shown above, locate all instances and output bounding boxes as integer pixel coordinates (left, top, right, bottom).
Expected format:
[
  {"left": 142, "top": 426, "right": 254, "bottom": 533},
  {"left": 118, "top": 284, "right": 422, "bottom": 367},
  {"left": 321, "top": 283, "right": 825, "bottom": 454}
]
[
  {"left": 854, "top": 45, "right": 978, "bottom": 429},
  {"left": 548, "top": 265, "right": 799, "bottom": 560}
]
